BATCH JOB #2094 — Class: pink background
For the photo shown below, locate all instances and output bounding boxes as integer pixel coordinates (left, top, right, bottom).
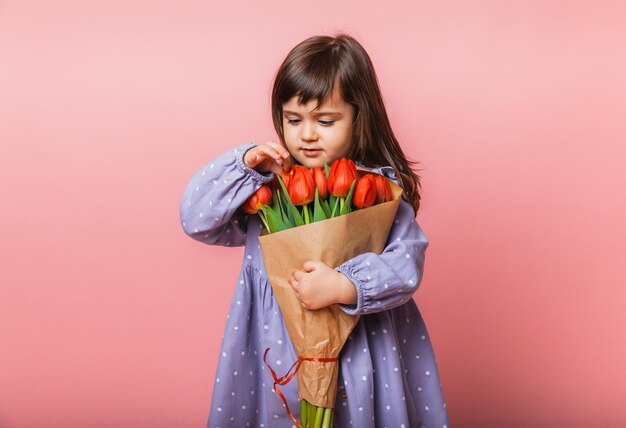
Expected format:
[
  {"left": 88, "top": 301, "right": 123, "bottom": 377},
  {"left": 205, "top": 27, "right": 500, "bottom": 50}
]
[{"left": 1, "top": 1, "right": 625, "bottom": 427}]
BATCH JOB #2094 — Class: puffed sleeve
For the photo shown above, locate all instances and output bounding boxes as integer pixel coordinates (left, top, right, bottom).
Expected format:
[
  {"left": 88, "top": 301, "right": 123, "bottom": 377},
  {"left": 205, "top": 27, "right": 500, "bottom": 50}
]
[
  {"left": 334, "top": 168, "right": 429, "bottom": 315},
  {"left": 179, "top": 141, "right": 275, "bottom": 247}
]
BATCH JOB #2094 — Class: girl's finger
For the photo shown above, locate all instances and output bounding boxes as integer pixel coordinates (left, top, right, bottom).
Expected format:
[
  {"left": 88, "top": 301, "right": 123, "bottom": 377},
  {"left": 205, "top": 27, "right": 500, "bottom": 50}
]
[
  {"left": 246, "top": 146, "right": 270, "bottom": 167},
  {"left": 281, "top": 155, "right": 293, "bottom": 170},
  {"left": 244, "top": 148, "right": 259, "bottom": 168},
  {"left": 264, "top": 140, "right": 290, "bottom": 159},
  {"left": 292, "top": 270, "right": 303, "bottom": 282},
  {"left": 303, "top": 261, "right": 316, "bottom": 272},
  {"left": 257, "top": 144, "right": 285, "bottom": 166}
]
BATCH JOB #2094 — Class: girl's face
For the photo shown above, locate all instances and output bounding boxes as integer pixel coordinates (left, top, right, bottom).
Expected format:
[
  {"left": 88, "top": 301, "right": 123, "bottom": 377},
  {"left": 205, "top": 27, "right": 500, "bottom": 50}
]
[{"left": 281, "top": 85, "right": 355, "bottom": 168}]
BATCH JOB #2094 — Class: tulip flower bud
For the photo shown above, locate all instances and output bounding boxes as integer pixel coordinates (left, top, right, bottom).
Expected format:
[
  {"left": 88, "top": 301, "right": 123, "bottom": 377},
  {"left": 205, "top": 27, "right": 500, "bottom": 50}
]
[
  {"left": 281, "top": 167, "right": 292, "bottom": 189},
  {"left": 352, "top": 174, "right": 377, "bottom": 209},
  {"left": 327, "top": 158, "right": 357, "bottom": 198},
  {"left": 242, "top": 184, "right": 273, "bottom": 214},
  {"left": 310, "top": 167, "right": 328, "bottom": 199},
  {"left": 287, "top": 165, "right": 315, "bottom": 206},
  {"left": 374, "top": 174, "right": 392, "bottom": 204}
]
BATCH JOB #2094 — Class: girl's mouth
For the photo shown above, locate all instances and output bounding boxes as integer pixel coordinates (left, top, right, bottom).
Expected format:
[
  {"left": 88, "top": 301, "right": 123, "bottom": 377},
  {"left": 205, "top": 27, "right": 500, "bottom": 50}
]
[{"left": 303, "top": 149, "right": 322, "bottom": 157}]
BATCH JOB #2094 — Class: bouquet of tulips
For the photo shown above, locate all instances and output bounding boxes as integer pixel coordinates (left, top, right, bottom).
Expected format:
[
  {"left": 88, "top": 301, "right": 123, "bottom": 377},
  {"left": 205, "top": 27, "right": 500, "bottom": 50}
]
[
  {"left": 242, "top": 158, "right": 400, "bottom": 428},
  {"left": 242, "top": 158, "right": 393, "bottom": 232}
]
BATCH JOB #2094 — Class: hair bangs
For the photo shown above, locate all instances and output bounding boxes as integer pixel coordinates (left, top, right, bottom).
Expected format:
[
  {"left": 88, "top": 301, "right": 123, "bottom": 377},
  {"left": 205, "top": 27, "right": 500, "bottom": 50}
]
[{"left": 279, "top": 56, "right": 340, "bottom": 110}]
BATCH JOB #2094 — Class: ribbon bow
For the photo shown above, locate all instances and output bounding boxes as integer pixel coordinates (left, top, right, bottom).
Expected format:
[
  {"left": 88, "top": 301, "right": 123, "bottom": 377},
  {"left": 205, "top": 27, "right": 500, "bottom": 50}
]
[{"left": 263, "top": 347, "right": 337, "bottom": 428}]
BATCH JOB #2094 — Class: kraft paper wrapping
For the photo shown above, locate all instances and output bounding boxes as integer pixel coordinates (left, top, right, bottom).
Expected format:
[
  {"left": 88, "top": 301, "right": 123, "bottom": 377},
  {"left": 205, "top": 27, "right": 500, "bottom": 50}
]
[{"left": 258, "top": 167, "right": 403, "bottom": 409}]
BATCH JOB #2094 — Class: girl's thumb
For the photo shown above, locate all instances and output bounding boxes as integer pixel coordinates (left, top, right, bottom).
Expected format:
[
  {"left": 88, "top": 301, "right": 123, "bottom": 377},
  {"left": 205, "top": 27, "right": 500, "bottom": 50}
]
[{"left": 244, "top": 149, "right": 258, "bottom": 168}]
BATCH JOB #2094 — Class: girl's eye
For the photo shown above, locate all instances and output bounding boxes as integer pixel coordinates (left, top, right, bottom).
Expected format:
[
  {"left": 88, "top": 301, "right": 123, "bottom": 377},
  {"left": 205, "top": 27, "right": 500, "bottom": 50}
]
[{"left": 285, "top": 119, "right": 335, "bottom": 126}]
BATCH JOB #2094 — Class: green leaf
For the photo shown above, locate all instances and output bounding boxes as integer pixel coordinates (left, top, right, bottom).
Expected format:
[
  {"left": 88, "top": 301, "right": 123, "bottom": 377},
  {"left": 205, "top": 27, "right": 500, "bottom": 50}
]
[
  {"left": 330, "top": 195, "right": 339, "bottom": 217},
  {"left": 340, "top": 179, "right": 357, "bottom": 215},
  {"left": 291, "top": 203, "right": 304, "bottom": 226},
  {"left": 320, "top": 197, "right": 331, "bottom": 218},
  {"left": 274, "top": 189, "right": 288, "bottom": 225},
  {"left": 313, "top": 188, "right": 328, "bottom": 223},
  {"left": 257, "top": 209, "right": 271, "bottom": 233},
  {"left": 270, "top": 188, "right": 280, "bottom": 212},
  {"left": 328, "top": 194, "right": 337, "bottom": 216},
  {"left": 276, "top": 175, "right": 302, "bottom": 227},
  {"left": 323, "top": 161, "right": 330, "bottom": 179},
  {"left": 276, "top": 174, "right": 304, "bottom": 226},
  {"left": 272, "top": 188, "right": 293, "bottom": 229},
  {"left": 261, "top": 205, "right": 290, "bottom": 233}
]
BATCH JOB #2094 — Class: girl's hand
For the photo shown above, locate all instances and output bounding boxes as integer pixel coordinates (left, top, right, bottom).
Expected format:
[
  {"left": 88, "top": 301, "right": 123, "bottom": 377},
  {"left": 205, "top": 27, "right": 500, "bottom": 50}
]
[
  {"left": 244, "top": 140, "right": 293, "bottom": 176},
  {"left": 288, "top": 261, "right": 358, "bottom": 310}
]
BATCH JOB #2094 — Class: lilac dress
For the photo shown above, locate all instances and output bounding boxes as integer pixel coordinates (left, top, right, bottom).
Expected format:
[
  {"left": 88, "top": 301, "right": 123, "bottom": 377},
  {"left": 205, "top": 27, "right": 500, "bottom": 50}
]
[{"left": 180, "top": 142, "right": 450, "bottom": 428}]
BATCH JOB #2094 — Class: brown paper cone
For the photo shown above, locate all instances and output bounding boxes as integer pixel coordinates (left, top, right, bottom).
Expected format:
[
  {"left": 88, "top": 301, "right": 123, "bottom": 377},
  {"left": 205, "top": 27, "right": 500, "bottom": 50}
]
[{"left": 258, "top": 168, "right": 403, "bottom": 408}]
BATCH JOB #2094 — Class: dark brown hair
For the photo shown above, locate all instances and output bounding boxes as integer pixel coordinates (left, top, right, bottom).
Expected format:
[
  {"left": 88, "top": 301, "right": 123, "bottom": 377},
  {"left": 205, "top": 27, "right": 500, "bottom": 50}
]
[{"left": 271, "top": 33, "right": 424, "bottom": 214}]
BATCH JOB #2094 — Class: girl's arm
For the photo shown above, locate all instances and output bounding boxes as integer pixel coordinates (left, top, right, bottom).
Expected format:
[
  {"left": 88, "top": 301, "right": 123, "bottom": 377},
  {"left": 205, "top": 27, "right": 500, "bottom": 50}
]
[
  {"left": 334, "top": 197, "right": 429, "bottom": 315},
  {"left": 179, "top": 142, "right": 275, "bottom": 247}
]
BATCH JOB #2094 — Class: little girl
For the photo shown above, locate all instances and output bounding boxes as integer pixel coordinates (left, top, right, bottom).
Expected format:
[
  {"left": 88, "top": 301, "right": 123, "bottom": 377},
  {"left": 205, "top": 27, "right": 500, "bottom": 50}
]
[{"left": 180, "top": 34, "right": 449, "bottom": 428}]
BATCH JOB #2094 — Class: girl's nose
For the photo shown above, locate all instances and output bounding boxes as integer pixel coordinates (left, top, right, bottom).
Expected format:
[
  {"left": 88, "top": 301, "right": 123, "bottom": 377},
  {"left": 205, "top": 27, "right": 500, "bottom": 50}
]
[{"left": 300, "top": 122, "right": 318, "bottom": 141}]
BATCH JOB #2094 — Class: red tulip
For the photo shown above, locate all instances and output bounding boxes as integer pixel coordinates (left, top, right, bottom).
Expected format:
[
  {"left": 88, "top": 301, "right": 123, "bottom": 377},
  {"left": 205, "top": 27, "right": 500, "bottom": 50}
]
[
  {"left": 287, "top": 165, "right": 315, "bottom": 206},
  {"left": 327, "top": 158, "right": 357, "bottom": 197},
  {"left": 281, "top": 168, "right": 292, "bottom": 189},
  {"left": 242, "top": 185, "right": 273, "bottom": 214},
  {"left": 310, "top": 167, "right": 328, "bottom": 199},
  {"left": 352, "top": 174, "right": 377, "bottom": 209},
  {"left": 374, "top": 175, "right": 392, "bottom": 203}
]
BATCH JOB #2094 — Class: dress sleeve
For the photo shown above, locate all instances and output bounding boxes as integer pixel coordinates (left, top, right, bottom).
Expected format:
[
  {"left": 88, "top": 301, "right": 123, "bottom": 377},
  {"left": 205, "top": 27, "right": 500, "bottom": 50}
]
[
  {"left": 179, "top": 141, "right": 275, "bottom": 247},
  {"left": 334, "top": 170, "right": 429, "bottom": 316}
]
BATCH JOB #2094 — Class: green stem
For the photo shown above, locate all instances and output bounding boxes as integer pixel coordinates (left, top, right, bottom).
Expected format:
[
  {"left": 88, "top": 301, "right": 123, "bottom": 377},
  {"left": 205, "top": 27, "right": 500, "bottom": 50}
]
[
  {"left": 314, "top": 406, "right": 324, "bottom": 428},
  {"left": 300, "top": 399, "right": 308, "bottom": 427},
  {"left": 303, "top": 203, "right": 310, "bottom": 224},
  {"left": 321, "top": 408, "right": 333, "bottom": 428},
  {"left": 307, "top": 401, "right": 316, "bottom": 428},
  {"left": 258, "top": 209, "right": 271, "bottom": 233}
]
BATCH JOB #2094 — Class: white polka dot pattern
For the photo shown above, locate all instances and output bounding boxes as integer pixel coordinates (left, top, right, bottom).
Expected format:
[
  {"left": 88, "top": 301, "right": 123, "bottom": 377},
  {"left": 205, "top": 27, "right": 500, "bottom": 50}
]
[{"left": 181, "top": 142, "right": 449, "bottom": 427}]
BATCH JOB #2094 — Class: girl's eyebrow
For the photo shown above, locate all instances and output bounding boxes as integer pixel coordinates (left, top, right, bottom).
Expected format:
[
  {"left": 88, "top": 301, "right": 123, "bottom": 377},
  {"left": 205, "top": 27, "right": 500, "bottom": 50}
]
[{"left": 283, "top": 110, "right": 343, "bottom": 117}]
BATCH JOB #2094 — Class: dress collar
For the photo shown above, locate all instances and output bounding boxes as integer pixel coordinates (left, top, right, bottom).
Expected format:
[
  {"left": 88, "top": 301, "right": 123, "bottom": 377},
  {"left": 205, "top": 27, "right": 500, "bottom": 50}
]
[{"left": 355, "top": 161, "right": 396, "bottom": 179}]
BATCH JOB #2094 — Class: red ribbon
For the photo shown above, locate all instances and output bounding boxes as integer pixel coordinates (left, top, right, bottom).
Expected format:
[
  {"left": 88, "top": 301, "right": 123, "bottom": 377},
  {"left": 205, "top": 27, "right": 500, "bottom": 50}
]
[{"left": 263, "top": 347, "right": 338, "bottom": 428}]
